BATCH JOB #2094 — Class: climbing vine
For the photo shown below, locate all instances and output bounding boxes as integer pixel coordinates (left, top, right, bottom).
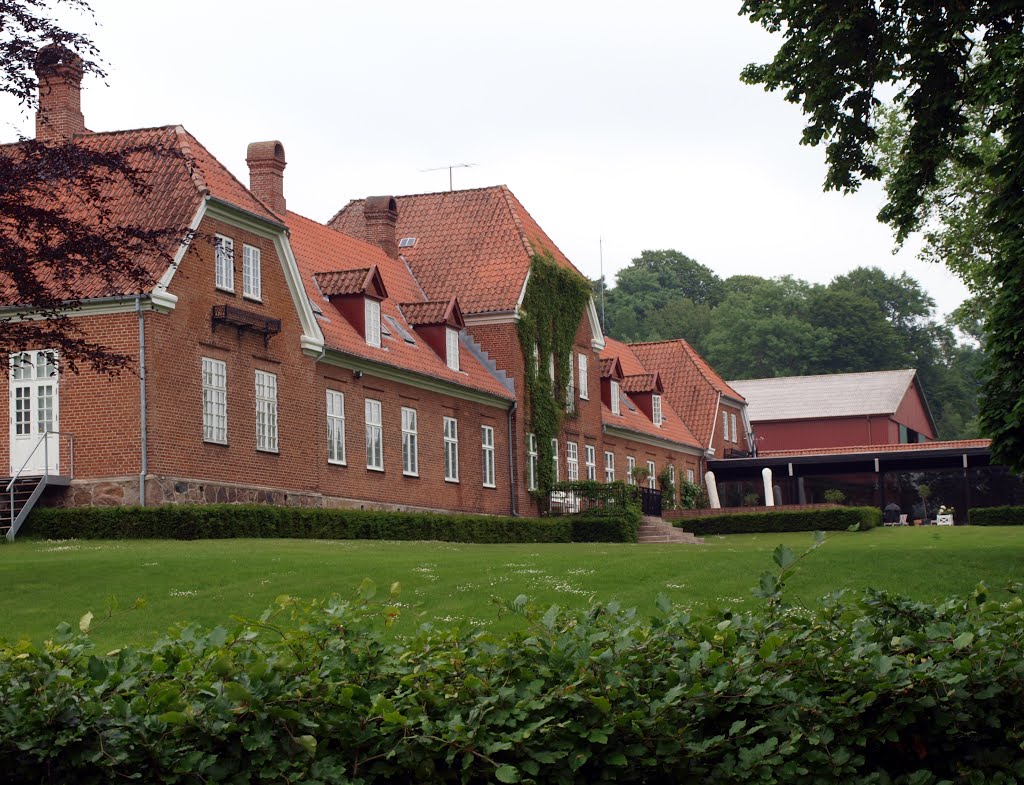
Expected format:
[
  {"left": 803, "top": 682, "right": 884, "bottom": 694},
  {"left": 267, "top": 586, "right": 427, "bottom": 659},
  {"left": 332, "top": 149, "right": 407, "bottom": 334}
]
[{"left": 517, "top": 250, "right": 592, "bottom": 494}]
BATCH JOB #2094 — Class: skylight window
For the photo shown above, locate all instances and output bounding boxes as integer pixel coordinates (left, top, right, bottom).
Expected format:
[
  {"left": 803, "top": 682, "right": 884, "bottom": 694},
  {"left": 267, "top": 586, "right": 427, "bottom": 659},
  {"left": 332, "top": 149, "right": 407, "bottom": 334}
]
[
  {"left": 384, "top": 315, "right": 416, "bottom": 345},
  {"left": 398, "top": 237, "right": 416, "bottom": 248}
]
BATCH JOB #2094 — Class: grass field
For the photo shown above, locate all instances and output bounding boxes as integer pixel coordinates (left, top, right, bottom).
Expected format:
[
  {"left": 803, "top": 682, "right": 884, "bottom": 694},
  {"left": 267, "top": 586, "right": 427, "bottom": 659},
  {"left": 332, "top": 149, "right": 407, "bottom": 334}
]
[{"left": 2, "top": 526, "right": 1023, "bottom": 649}]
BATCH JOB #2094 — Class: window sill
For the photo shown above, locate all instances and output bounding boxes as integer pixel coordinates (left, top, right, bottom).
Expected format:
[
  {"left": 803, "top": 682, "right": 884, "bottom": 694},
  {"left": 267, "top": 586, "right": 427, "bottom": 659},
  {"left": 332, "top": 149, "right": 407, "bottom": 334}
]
[
  {"left": 328, "top": 459, "right": 347, "bottom": 467},
  {"left": 483, "top": 483, "right": 496, "bottom": 489},
  {"left": 366, "top": 466, "right": 384, "bottom": 473},
  {"left": 445, "top": 478, "right": 460, "bottom": 484},
  {"left": 215, "top": 286, "right": 236, "bottom": 295},
  {"left": 203, "top": 439, "right": 229, "bottom": 447},
  {"left": 257, "top": 448, "right": 279, "bottom": 455},
  {"left": 243, "top": 294, "right": 263, "bottom": 304},
  {"left": 403, "top": 471, "right": 419, "bottom": 478}
]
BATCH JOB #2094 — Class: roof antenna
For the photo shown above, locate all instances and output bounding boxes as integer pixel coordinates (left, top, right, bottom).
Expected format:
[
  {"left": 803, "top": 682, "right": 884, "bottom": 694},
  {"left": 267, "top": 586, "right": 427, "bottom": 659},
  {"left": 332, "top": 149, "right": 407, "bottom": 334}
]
[
  {"left": 599, "top": 236, "right": 606, "bottom": 332},
  {"left": 421, "top": 163, "right": 476, "bottom": 192}
]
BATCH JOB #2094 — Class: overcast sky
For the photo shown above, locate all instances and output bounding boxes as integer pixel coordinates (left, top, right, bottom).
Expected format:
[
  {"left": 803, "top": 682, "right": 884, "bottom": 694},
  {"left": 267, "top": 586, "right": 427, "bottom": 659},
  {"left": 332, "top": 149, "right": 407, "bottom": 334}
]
[{"left": 4, "top": 0, "right": 970, "bottom": 318}]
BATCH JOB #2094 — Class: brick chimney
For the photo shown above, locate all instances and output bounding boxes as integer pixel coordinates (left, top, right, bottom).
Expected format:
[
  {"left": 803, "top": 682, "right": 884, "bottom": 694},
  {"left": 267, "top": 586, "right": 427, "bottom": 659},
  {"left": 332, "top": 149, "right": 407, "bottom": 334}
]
[
  {"left": 35, "top": 44, "right": 86, "bottom": 142},
  {"left": 246, "top": 140, "right": 287, "bottom": 216},
  {"left": 364, "top": 196, "right": 398, "bottom": 258}
]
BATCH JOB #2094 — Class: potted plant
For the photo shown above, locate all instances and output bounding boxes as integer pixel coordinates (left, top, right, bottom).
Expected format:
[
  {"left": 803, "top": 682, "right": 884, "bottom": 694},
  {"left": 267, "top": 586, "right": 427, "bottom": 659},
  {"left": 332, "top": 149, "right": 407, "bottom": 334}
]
[
  {"left": 936, "top": 505, "right": 955, "bottom": 526},
  {"left": 916, "top": 483, "right": 932, "bottom": 524},
  {"left": 630, "top": 465, "right": 650, "bottom": 487}
]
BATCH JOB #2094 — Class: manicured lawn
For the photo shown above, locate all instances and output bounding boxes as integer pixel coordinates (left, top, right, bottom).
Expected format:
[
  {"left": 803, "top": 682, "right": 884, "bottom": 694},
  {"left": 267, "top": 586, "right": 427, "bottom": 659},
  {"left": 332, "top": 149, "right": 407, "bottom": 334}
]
[{"left": 2, "top": 526, "right": 1022, "bottom": 649}]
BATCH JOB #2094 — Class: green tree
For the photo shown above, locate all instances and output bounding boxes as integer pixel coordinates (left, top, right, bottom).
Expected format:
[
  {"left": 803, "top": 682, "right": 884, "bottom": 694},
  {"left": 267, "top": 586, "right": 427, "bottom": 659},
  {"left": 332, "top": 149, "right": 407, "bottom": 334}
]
[{"left": 739, "top": 0, "right": 1024, "bottom": 469}]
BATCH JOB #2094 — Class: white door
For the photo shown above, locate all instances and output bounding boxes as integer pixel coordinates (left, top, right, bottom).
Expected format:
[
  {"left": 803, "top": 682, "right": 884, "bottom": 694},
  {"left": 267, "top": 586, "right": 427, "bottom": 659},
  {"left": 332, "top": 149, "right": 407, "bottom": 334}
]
[{"left": 9, "top": 350, "right": 59, "bottom": 475}]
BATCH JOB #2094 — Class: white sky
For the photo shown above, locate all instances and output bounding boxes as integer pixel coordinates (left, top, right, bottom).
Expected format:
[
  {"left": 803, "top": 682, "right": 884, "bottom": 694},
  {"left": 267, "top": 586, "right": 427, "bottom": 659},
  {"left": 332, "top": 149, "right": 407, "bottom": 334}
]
[{"left": 3, "top": 0, "right": 970, "bottom": 317}]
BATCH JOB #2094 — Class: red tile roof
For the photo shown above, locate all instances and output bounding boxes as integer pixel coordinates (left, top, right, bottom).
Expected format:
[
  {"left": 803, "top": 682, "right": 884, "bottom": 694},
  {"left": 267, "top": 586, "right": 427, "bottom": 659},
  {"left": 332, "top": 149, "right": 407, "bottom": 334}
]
[
  {"left": 328, "top": 185, "right": 583, "bottom": 315},
  {"left": 315, "top": 268, "right": 376, "bottom": 297},
  {"left": 286, "top": 211, "right": 513, "bottom": 401},
  {"left": 760, "top": 439, "right": 991, "bottom": 459},
  {"left": 621, "top": 373, "right": 661, "bottom": 394},
  {"left": 630, "top": 339, "right": 746, "bottom": 450},
  {"left": 400, "top": 299, "right": 460, "bottom": 326}
]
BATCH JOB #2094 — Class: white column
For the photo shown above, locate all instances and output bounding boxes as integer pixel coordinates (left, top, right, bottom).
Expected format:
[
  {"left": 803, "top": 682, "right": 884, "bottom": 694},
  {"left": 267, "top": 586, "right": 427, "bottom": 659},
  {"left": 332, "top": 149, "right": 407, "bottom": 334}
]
[
  {"left": 762, "top": 467, "right": 775, "bottom": 507},
  {"left": 705, "top": 471, "right": 721, "bottom": 509}
]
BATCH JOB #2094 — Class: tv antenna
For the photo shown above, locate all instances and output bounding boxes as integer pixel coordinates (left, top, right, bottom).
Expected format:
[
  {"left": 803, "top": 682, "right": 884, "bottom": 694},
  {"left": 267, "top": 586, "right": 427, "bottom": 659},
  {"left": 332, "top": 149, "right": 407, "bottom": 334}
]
[{"left": 421, "top": 163, "right": 476, "bottom": 192}]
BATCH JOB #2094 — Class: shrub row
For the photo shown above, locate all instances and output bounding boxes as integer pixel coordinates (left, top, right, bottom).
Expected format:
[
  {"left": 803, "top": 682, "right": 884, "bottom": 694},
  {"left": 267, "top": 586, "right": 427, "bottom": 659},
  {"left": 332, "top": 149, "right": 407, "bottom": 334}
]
[
  {"left": 2, "top": 584, "right": 1022, "bottom": 783},
  {"left": 25, "top": 503, "right": 639, "bottom": 543},
  {"left": 969, "top": 505, "right": 1024, "bottom": 526},
  {"left": 677, "top": 505, "right": 881, "bottom": 535}
]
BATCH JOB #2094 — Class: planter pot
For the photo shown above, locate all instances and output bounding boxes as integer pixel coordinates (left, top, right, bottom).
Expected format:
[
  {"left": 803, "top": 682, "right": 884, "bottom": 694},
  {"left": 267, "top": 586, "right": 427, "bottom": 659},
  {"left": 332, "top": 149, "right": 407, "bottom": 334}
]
[{"left": 936, "top": 514, "right": 954, "bottom": 526}]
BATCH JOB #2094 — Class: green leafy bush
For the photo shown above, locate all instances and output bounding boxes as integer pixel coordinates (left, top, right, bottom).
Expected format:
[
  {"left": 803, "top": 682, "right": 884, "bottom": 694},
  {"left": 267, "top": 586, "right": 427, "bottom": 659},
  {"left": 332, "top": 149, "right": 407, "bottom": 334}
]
[
  {"left": 2, "top": 581, "right": 1022, "bottom": 784},
  {"left": 24, "top": 504, "right": 644, "bottom": 543},
  {"left": 969, "top": 505, "right": 1024, "bottom": 526},
  {"left": 677, "top": 506, "right": 881, "bottom": 536}
]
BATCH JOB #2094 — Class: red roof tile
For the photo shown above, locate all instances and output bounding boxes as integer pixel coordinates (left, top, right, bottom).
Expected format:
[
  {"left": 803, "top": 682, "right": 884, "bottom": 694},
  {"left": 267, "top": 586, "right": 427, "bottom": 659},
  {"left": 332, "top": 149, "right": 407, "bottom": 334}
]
[
  {"left": 316, "top": 268, "right": 375, "bottom": 297},
  {"left": 621, "top": 373, "right": 661, "bottom": 394},
  {"left": 400, "top": 298, "right": 462, "bottom": 326},
  {"left": 760, "top": 439, "right": 991, "bottom": 459},
  {"left": 328, "top": 185, "right": 584, "bottom": 315}
]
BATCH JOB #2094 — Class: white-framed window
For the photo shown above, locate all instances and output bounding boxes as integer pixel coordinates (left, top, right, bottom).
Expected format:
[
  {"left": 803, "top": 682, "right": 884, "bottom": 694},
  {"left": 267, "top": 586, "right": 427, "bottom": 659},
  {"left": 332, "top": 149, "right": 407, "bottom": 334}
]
[
  {"left": 722, "top": 411, "right": 729, "bottom": 441},
  {"left": 604, "top": 451, "right": 615, "bottom": 483},
  {"left": 686, "top": 468, "right": 695, "bottom": 484},
  {"left": 401, "top": 407, "right": 418, "bottom": 476},
  {"left": 214, "top": 235, "right": 234, "bottom": 292},
  {"left": 652, "top": 394, "right": 663, "bottom": 427},
  {"left": 668, "top": 464, "right": 676, "bottom": 488},
  {"left": 551, "top": 438, "right": 559, "bottom": 481},
  {"left": 365, "top": 399, "right": 383, "bottom": 470},
  {"left": 255, "top": 370, "right": 278, "bottom": 452},
  {"left": 201, "top": 357, "right": 227, "bottom": 444},
  {"left": 731, "top": 412, "right": 738, "bottom": 443},
  {"left": 527, "top": 433, "right": 538, "bottom": 491},
  {"left": 365, "top": 298, "right": 381, "bottom": 348},
  {"left": 446, "top": 327, "right": 460, "bottom": 372},
  {"left": 548, "top": 353, "right": 556, "bottom": 384},
  {"left": 443, "top": 416, "right": 459, "bottom": 482},
  {"left": 326, "top": 390, "right": 346, "bottom": 465},
  {"left": 626, "top": 456, "right": 636, "bottom": 485},
  {"left": 481, "top": 425, "right": 496, "bottom": 488},
  {"left": 647, "top": 460, "right": 656, "bottom": 490},
  {"left": 566, "top": 441, "right": 579, "bottom": 481},
  {"left": 578, "top": 353, "right": 589, "bottom": 400},
  {"left": 566, "top": 358, "right": 575, "bottom": 411},
  {"left": 585, "top": 444, "right": 596, "bottom": 481},
  {"left": 610, "top": 380, "right": 621, "bottom": 415},
  {"left": 242, "top": 244, "right": 261, "bottom": 300}
]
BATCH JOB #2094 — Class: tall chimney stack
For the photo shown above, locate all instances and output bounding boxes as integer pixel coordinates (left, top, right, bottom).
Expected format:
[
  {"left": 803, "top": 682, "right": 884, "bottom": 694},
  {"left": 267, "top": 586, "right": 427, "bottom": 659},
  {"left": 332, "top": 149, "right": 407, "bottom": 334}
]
[
  {"left": 246, "top": 141, "right": 287, "bottom": 217},
  {"left": 364, "top": 196, "right": 399, "bottom": 258},
  {"left": 35, "top": 44, "right": 86, "bottom": 142}
]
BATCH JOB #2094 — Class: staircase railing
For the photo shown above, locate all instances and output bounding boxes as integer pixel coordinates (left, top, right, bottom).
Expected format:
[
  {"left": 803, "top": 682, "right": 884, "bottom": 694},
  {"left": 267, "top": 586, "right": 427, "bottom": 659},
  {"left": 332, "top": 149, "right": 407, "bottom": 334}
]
[{"left": 5, "top": 430, "right": 74, "bottom": 541}]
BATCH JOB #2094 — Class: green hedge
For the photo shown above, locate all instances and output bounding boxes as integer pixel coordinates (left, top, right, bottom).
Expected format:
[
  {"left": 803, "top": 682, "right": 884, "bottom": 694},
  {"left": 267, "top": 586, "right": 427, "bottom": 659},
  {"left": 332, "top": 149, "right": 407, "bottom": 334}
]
[
  {"left": 676, "top": 506, "right": 881, "bottom": 536},
  {"left": 24, "top": 503, "right": 640, "bottom": 544},
  {"left": 2, "top": 584, "right": 1022, "bottom": 783},
  {"left": 970, "top": 505, "right": 1024, "bottom": 526}
]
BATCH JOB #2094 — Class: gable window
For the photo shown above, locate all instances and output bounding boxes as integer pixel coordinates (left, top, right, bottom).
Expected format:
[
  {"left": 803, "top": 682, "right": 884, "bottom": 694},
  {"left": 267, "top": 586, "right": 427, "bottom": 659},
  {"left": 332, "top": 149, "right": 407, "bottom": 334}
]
[
  {"left": 202, "top": 357, "right": 227, "bottom": 444},
  {"left": 610, "top": 380, "right": 621, "bottom": 415},
  {"left": 722, "top": 412, "right": 729, "bottom": 441},
  {"left": 326, "top": 390, "right": 346, "bottom": 465},
  {"left": 647, "top": 460, "right": 656, "bottom": 490},
  {"left": 402, "top": 407, "right": 418, "bottom": 476},
  {"left": 730, "top": 413, "right": 738, "bottom": 443},
  {"left": 578, "top": 354, "right": 589, "bottom": 400},
  {"left": 652, "top": 394, "right": 663, "bottom": 427},
  {"left": 242, "top": 244, "right": 261, "bottom": 300},
  {"left": 626, "top": 456, "right": 636, "bottom": 485},
  {"left": 585, "top": 445, "right": 596, "bottom": 481},
  {"left": 365, "top": 298, "right": 382, "bottom": 348},
  {"left": 215, "top": 235, "right": 234, "bottom": 292},
  {"left": 481, "top": 425, "right": 496, "bottom": 488},
  {"left": 604, "top": 451, "right": 615, "bottom": 482},
  {"left": 365, "top": 399, "right": 383, "bottom": 470},
  {"left": 443, "top": 416, "right": 459, "bottom": 482},
  {"left": 566, "top": 441, "right": 579, "bottom": 481},
  {"left": 255, "top": 370, "right": 278, "bottom": 453},
  {"left": 551, "top": 438, "right": 559, "bottom": 481},
  {"left": 446, "top": 327, "right": 460, "bottom": 372},
  {"left": 527, "top": 433, "right": 538, "bottom": 491}
]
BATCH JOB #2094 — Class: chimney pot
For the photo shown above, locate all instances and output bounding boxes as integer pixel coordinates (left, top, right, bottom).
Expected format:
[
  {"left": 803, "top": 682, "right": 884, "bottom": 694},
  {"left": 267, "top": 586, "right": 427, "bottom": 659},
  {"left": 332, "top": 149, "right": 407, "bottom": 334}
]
[
  {"left": 34, "top": 44, "right": 86, "bottom": 142},
  {"left": 246, "top": 140, "right": 287, "bottom": 216}
]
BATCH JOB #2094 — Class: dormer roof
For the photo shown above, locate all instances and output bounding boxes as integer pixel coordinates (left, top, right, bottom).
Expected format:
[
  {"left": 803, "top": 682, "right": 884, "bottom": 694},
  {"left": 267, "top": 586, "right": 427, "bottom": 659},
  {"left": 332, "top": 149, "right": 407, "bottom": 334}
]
[
  {"left": 622, "top": 372, "right": 663, "bottom": 394},
  {"left": 400, "top": 297, "right": 465, "bottom": 328},
  {"left": 315, "top": 266, "right": 386, "bottom": 299},
  {"left": 600, "top": 356, "right": 624, "bottom": 381}
]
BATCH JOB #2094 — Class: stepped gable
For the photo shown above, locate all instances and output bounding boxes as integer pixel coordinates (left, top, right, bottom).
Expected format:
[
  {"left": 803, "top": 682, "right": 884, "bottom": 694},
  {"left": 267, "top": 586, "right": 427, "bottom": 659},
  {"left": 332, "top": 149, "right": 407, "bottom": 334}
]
[{"left": 329, "top": 185, "right": 583, "bottom": 315}]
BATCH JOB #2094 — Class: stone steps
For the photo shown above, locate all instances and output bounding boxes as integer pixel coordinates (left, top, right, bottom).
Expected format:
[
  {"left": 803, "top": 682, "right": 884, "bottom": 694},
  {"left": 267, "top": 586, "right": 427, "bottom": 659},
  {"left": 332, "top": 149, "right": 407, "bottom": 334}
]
[{"left": 637, "top": 516, "right": 704, "bottom": 544}]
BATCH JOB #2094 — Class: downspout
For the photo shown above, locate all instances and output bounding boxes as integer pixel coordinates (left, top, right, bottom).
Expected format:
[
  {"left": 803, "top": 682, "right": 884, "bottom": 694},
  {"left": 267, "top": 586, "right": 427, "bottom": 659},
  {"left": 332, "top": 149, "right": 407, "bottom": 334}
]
[
  {"left": 507, "top": 401, "right": 518, "bottom": 516},
  {"left": 137, "top": 297, "right": 148, "bottom": 506}
]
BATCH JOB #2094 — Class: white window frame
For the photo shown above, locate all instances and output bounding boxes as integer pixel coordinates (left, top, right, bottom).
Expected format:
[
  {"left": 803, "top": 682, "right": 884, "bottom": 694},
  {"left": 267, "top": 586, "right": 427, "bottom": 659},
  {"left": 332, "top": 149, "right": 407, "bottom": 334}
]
[
  {"left": 446, "top": 327, "right": 460, "bottom": 372},
  {"left": 566, "top": 358, "right": 574, "bottom": 411},
  {"left": 527, "top": 433, "right": 538, "bottom": 491},
  {"left": 215, "top": 235, "right": 234, "bottom": 292},
  {"left": 585, "top": 444, "right": 596, "bottom": 481},
  {"left": 687, "top": 468, "right": 695, "bottom": 484},
  {"left": 610, "top": 380, "right": 621, "bottom": 415},
  {"left": 731, "top": 412, "right": 739, "bottom": 443},
  {"left": 548, "top": 353, "right": 556, "bottom": 384},
  {"left": 551, "top": 437, "right": 559, "bottom": 481},
  {"left": 402, "top": 407, "right": 418, "bottom": 476},
  {"left": 626, "top": 456, "right": 636, "bottom": 485},
  {"left": 326, "top": 390, "right": 346, "bottom": 465},
  {"left": 578, "top": 353, "right": 589, "bottom": 400},
  {"left": 647, "top": 460, "right": 656, "bottom": 490},
  {"left": 604, "top": 451, "right": 615, "bottom": 483},
  {"left": 255, "top": 370, "right": 278, "bottom": 453},
  {"left": 652, "top": 394, "right": 663, "bottom": 427},
  {"left": 242, "top": 243, "right": 261, "bottom": 300},
  {"left": 481, "top": 425, "right": 496, "bottom": 488},
  {"left": 443, "top": 416, "right": 459, "bottom": 482},
  {"left": 566, "top": 441, "right": 579, "bottom": 482},
  {"left": 365, "top": 399, "right": 383, "bottom": 471},
  {"left": 365, "top": 298, "right": 381, "bottom": 348},
  {"left": 202, "top": 357, "right": 227, "bottom": 444},
  {"left": 723, "top": 411, "right": 729, "bottom": 441}
]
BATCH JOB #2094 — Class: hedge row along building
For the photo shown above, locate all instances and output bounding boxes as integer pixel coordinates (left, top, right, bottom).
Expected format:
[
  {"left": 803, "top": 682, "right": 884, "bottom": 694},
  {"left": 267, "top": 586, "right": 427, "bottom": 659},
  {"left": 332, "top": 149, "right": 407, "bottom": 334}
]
[{"left": 0, "top": 48, "right": 749, "bottom": 530}]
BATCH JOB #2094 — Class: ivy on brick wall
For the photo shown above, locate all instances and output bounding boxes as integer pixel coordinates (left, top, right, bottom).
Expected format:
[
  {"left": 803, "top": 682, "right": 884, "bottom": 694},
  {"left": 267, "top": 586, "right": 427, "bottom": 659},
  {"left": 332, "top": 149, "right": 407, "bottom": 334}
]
[{"left": 517, "top": 250, "right": 592, "bottom": 494}]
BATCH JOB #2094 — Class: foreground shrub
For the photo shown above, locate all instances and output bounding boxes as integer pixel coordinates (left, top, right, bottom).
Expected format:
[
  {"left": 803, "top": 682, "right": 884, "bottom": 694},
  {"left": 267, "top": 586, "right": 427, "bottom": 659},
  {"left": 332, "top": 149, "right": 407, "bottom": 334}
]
[
  {"left": 24, "top": 504, "right": 639, "bottom": 543},
  {"left": 678, "top": 505, "right": 881, "bottom": 535},
  {"left": 970, "top": 505, "right": 1024, "bottom": 526},
  {"left": 1, "top": 579, "right": 1022, "bottom": 784}
]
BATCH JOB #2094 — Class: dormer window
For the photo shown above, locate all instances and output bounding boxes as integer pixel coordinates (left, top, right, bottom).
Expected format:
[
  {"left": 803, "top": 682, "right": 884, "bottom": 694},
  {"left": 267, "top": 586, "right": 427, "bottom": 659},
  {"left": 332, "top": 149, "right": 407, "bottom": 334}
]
[
  {"left": 365, "top": 298, "right": 381, "bottom": 347},
  {"left": 652, "top": 394, "right": 663, "bottom": 426},
  {"left": 611, "top": 380, "right": 621, "bottom": 415},
  {"left": 446, "top": 326, "right": 460, "bottom": 371}
]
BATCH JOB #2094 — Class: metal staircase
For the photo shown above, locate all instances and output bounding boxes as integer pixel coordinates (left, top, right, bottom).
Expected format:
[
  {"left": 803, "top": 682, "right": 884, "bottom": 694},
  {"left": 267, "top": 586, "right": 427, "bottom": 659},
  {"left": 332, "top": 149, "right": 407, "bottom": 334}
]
[{"left": 4, "top": 431, "right": 73, "bottom": 542}]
